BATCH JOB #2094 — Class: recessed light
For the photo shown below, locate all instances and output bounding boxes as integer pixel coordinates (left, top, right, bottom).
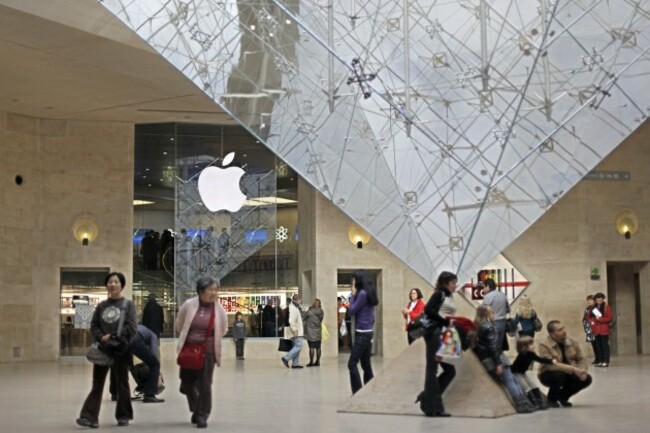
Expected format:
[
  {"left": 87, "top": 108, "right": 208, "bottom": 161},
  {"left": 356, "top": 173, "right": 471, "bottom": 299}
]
[
  {"left": 286, "top": 19, "right": 291, "bottom": 25},
  {"left": 163, "top": 151, "right": 167, "bottom": 155},
  {"left": 148, "top": 184, "right": 152, "bottom": 187},
  {"left": 170, "top": 137, "right": 175, "bottom": 141},
  {"left": 145, "top": 168, "right": 150, "bottom": 171},
  {"left": 160, "top": 179, "right": 164, "bottom": 182},
  {"left": 143, "top": 175, "right": 147, "bottom": 178},
  {"left": 250, "top": 24, "right": 256, "bottom": 30},
  {"left": 269, "top": 32, "right": 274, "bottom": 37}
]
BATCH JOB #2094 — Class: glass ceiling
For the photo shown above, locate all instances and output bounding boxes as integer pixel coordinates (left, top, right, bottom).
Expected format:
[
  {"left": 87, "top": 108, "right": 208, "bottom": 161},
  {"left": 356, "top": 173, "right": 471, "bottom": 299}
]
[{"left": 100, "top": 0, "right": 650, "bottom": 283}]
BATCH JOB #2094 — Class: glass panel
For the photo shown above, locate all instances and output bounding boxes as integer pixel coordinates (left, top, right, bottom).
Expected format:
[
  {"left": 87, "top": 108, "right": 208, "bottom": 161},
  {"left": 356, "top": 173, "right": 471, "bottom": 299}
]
[
  {"left": 60, "top": 268, "right": 110, "bottom": 356},
  {"left": 133, "top": 123, "right": 297, "bottom": 337},
  {"left": 105, "top": 1, "right": 650, "bottom": 296}
]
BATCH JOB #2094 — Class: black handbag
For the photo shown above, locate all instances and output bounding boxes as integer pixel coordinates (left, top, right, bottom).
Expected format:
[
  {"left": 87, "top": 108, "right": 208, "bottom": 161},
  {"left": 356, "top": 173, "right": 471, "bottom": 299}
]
[
  {"left": 85, "top": 342, "right": 114, "bottom": 366},
  {"left": 278, "top": 338, "right": 294, "bottom": 352},
  {"left": 407, "top": 314, "right": 436, "bottom": 341}
]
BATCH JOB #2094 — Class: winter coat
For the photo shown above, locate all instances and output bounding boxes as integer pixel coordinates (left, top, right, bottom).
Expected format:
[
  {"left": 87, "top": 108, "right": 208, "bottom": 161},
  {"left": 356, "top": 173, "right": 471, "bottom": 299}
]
[
  {"left": 587, "top": 303, "right": 613, "bottom": 336},
  {"left": 537, "top": 336, "right": 587, "bottom": 376},
  {"left": 176, "top": 297, "right": 228, "bottom": 367},
  {"left": 304, "top": 307, "right": 324, "bottom": 341}
]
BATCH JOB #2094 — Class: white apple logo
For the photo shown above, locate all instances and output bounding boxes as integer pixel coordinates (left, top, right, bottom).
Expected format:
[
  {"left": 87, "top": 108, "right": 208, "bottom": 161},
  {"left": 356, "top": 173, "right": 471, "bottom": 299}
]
[{"left": 198, "top": 152, "right": 247, "bottom": 212}]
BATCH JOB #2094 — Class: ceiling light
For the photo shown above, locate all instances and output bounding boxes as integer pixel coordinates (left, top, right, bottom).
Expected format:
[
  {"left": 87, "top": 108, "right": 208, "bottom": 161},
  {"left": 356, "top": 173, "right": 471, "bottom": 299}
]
[
  {"left": 163, "top": 151, "right": 167, "bottom": 155},
  {"left": 148, "top": 184, "right": 152, "bottom": 187},
  {"left": 145, "top": 168, "right": 150, "bottom": 171},
  {"left": 133, "top": 200, "right": 155, "bottom": 206}
]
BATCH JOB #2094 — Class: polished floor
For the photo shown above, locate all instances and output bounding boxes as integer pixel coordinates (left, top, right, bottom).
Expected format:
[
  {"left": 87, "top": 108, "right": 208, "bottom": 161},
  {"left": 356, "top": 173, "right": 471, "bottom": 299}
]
[{"left": 0, "top": 354, "right": 648, "bottom": 432}]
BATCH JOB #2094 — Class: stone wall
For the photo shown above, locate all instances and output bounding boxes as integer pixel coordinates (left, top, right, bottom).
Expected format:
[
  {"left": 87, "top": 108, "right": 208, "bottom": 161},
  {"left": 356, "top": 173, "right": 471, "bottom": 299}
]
[{"left": 0, "top": 110, "right": 133, "bottom": 362}]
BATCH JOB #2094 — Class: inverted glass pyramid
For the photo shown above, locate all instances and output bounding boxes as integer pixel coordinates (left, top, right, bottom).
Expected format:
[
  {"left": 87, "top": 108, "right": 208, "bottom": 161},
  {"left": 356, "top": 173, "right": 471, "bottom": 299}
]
[{"left": 100, "top": 0, "right": 650, "bottom": 283}]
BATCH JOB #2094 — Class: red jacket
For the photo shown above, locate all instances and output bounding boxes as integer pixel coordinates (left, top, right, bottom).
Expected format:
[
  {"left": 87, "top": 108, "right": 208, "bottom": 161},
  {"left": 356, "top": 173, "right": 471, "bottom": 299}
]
[
  {"left": 587, "top": 303, "right": 613, "bottom": 336},
  {"left": 403, "top": 299, "right": 425, "bottom": 330}
]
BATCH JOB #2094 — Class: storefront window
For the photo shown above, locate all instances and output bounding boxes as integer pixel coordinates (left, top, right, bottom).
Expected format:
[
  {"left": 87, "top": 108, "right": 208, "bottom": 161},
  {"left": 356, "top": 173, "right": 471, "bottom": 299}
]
[
  {"left": 133, "top": 123, "right": 298, "bottom": 337},
  {"left": 60, "top": 268, "right": 110, "bottom": 356}
]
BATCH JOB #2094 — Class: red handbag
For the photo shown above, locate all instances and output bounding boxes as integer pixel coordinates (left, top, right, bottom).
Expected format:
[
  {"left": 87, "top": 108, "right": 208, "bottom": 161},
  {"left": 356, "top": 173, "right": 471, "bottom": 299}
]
[{"left": 177, "top": 304, "right": 215, "bottom": 370}]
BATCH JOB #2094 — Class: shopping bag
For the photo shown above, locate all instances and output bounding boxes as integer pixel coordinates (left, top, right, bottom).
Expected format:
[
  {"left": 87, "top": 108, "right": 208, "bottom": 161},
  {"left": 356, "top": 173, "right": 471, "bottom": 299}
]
[
  {"left": 322, "top": 323, "right": 330, "bottom": 344},
  {"left": 436, "top": 326, "right": 462, "bottom": 366},
  {"left": 339, "top": 321, "right": 348, "bottom": 337}
]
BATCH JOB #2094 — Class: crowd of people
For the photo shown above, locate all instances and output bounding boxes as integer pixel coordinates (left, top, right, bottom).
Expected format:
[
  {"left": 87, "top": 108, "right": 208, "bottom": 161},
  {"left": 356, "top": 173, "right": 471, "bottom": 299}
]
[
  {"left": 405, "top": 273, "right": 604, "bottom": 417},
  {"left": 76, "top": 269, "right": 606, "bottom": 428}
]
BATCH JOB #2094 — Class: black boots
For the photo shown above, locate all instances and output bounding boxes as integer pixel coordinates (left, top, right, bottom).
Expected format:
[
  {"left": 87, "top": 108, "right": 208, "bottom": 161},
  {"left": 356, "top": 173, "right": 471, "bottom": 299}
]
[
  {"left": 514, "top": 395, "right": 536, "bottom": 414},
  {"left": 527, "top": 388, "right": 548, "bottom": 410},
  {"left": 415, "top": 391, "right": 451, "bottom": 417}
]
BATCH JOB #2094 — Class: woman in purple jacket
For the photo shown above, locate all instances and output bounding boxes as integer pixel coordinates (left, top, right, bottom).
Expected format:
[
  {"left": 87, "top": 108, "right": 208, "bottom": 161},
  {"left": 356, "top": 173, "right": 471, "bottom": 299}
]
[{"left": 347, "top": 269, "right": 379, "bottom": 395}]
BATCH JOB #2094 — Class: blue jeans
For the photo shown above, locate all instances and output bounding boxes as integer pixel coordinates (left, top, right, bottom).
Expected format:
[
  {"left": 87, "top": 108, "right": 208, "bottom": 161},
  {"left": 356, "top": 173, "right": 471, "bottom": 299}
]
[
  {"left": 348, "top": 331, "right": 374, "bottom": 394},
  {"left": 491, "top": 365, "right": 525, "bottom": 402},
  {"left": 131, "top": 340, "right": 160, "bottom": 397},
  {"left": 493, "top": 319, "right": 507, "bottom": 351},
  {"left": 283, "top": 337, "right": 304, "bottom": 366}
]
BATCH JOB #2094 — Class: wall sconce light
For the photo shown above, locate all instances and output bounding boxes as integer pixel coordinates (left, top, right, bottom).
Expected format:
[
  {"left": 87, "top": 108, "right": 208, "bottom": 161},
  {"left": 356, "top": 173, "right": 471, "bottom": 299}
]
[
  {"left": 348, "top": 225, "right": 371, "bottom": 249},
  {"left": 73, "top": 215, "right": 99, "bottom": 246},
  {"left": 615, "top": 209, "right": 638, "bottom": 240}
]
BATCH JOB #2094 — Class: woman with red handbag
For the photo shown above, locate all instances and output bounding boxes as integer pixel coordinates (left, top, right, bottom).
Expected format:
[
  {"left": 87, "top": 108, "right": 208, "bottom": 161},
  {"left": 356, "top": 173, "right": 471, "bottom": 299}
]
[
  {"left": 402, "top": 288, "right": 425, "bottom": 345},
  {"left": 176, "top": 276, "right": 228, "bottom": 429}
]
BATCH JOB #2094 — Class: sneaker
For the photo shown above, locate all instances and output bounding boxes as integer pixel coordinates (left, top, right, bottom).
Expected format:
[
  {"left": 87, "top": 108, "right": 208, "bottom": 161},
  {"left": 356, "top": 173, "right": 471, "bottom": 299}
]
[
  {"left": 143, "top": 395, "right": 165, "bottom": 403},
  {"left": 559, "top": 400, "right": 573, "bottom": 408},
  {"left": 117, "top": 418, "right": 129, "bottom": 426},
  {"left": 292, "top": 365, "right": 304, "bottom": 369},
  {"left": 600, "top": 363, "right": 609, "bottom": 368},
  {"left": 76, "top": 417, "right": 98, "bottom": 429},
  {"left": 281, "top": 358, "right": 289, "bottom": 368}
]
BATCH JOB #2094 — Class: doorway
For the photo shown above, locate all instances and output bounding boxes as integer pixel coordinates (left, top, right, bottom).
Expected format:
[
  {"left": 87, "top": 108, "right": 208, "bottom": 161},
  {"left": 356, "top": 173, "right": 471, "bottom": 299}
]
[
  {"left": 606, "top": 262, "right": 646, "bottom": 355},
  {"left": 60, "top": 268, "right": 110, "bottom": 357}
]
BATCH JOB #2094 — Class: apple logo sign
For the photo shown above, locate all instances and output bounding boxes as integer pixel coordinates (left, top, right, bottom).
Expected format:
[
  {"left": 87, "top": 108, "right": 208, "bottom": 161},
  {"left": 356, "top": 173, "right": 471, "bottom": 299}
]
[{"left": 198, "top": 152, "right": 247, "bottom": 212}]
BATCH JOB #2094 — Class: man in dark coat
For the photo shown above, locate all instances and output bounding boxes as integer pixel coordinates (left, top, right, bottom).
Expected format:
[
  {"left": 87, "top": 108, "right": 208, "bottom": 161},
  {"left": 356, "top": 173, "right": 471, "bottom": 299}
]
[{"left": 142, "top": 294, "right": 164, "bottom": 338}]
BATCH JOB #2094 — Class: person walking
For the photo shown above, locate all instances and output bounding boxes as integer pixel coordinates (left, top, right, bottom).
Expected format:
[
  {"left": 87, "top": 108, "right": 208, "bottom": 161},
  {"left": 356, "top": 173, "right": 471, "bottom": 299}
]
[
  {"left": 142, "top": 293, "right": 164, "bottom": 339},
  {"left": 402, "top": 288, "right": 425, "bottom": 345},
  {"left": 232, "top": 312, "right": 246, "bottom": 360},
  {"left": 76, "top": 272, "right": 137, "bottom": 428},
  {"left": 347, "top": 270, "right": 379, "bottom": 395},
  {"left": 304, "top": 298, "right": 324, "bottom": 367},
  {"left": 281, "top": 294, "right": 305, "bottom": 369},
  {"left": 176, "top": 277, "right": 228, "bottom": 429},
  {"left": 588, "top": 292, "right": 614, "bottom": 367},
  {"left": 415, "top": 272, "right": 457, "bottom": 417}
]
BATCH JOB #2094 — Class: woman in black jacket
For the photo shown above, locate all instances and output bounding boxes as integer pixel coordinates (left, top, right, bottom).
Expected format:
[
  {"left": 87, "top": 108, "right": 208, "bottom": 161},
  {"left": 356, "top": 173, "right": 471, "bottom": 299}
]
[
  {"left": 76, "top": 272, "right": 137, "bottom": 428},
  {"left": 473, "top": 306, "right": 535, "bottom": 413},
  {"left": 415, "top": 271, "right": 458, "bottom": 417}
]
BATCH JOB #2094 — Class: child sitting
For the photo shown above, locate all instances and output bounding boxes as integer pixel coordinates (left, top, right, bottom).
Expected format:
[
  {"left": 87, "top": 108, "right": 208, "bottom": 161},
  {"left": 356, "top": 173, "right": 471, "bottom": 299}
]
[{"left": 511, "top": 336, "right": 556, "bottom": 410}]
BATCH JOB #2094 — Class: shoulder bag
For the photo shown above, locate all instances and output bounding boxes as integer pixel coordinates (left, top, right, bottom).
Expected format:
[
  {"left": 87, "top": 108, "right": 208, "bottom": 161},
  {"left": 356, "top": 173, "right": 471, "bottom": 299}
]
[
  {"left": 533, "top": 312, "right": 543, "bottom": 332},
  {"left": 86, "top": 299, "right": 128, "bottom": 365},
  {"left": 177, "top": 304, "right": 215, "bottom": 370},
  {"left": 407, "top": 314, "right": 436, "bottom": 341}
]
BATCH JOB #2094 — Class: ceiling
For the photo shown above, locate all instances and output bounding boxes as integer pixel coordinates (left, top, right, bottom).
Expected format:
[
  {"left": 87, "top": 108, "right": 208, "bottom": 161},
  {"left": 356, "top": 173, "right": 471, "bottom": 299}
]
[{"left": 0, "top": 0, "right": 233, "bottom": 123}]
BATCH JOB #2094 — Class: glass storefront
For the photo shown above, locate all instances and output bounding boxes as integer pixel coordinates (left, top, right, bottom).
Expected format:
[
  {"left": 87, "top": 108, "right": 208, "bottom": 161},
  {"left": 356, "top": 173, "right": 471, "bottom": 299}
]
[
  {"left": 133, "top": 123, "right": 298, "bottom": 338},
  {"left": 60, "top": 268, "right": 110, "bottom": 356}
]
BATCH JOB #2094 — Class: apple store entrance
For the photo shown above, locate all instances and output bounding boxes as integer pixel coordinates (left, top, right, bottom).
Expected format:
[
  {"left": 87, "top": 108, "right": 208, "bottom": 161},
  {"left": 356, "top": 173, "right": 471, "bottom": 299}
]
[{"left": 133, "top": 123, "right": 299, "bottom": 339}]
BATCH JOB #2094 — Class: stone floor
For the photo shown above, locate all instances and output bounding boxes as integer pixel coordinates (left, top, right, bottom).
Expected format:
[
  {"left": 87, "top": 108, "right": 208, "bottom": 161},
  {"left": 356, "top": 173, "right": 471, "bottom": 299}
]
[{"left": 0, "top": 354, "right": 648, "bottom": 432}]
